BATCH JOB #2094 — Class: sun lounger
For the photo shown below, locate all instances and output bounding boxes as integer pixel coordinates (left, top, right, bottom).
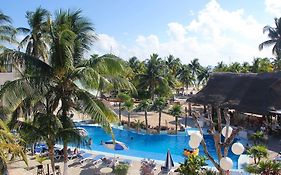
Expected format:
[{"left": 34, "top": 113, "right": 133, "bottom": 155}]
[{"left": 77, "top": 153, "right": 95, "bottom": 164}]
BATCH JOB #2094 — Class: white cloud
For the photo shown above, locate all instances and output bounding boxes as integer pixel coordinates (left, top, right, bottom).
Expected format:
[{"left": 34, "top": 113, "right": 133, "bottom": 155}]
[
  {"left": 265, "top": 0, "right": 281, "bottom": 17},
  {"left": 90, "top": 34, "right": 121, "bottom": 56},
  {"left": 91, "top": 0, "right": 273, "bottom": 66}
]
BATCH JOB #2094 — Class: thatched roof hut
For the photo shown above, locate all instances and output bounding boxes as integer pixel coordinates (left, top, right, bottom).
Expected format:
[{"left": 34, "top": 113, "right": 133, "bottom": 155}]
[{"left": 188, "top": 72, "right": 281, "bottom": 115}]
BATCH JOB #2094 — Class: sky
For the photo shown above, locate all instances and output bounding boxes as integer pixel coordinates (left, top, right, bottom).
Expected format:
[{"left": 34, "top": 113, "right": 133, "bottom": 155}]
[{"left": 2, "top": 0, "right": 281, "bottom": 66}]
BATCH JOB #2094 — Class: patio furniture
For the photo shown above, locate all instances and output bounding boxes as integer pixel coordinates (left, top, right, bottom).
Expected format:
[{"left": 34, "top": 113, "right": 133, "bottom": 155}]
[
  {"left": 55, "top": 165, "right": 61, "bottom": 175},
  {"left": 36, "top": 165, "right": 44, "bottom": 175}
]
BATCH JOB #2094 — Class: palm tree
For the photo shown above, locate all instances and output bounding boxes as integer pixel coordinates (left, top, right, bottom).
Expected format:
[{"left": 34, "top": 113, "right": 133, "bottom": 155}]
[
  {"left": 165, "top": 54, "right": 182, "bottom": 76},
  {"left": 137, "top": 99, "right": 151, "bottom": 132},
  {"left": 169, "top": 104, "right": 182, "bottom": 134},
  {"left": 241, "top": 62, "right": 250, "bottom": 73},
  {"left": 54, "top": 9, "right": 97, "bottom": 66},
  {"left": 17, "top": 7, "right": 50, "bottom": 61},
  {"left": 177, "top": 64, "right": 194, "bottom": 93},
  {"left": 152, "top": 97, "right": 167, "bottom": 133},
  {"left": 197, "top": 66, "right": 211, "bottom": 87},
  {"left": 247, "top": 145, "right": 268, "bottom": 164},
  {"left": 0, "top": 9, "right": 133, "bottom": 175},
  {"left": 246, "top": 160, "right": 281, "bottom": 175},
  {"left": 228, "top": 62, "right": 242, "bottom": 73},
  {"left": 188, "top": 58, "right": 201, "bottom": 78},
  {"left": 138, "top": 54, "right": 167, "bottom": 100},
  {"left": 213, "top": 61, "right": 228, "bottom": 72},
  {"left": 0, "top": 119, "right": 27, "bottom": 174},
  {"left": 0, "top": 11, "right": 16, "bottom": 50},
  {"left": 251, "top": 58, "right": 273, "bottom": 73},
  {"left": 122, "top": 99, "right": 134, "bottom": 127},
  {"left": 271, "top": 56, "right": 281, "bottom": 71},
  {"left": 259, "top": 17, "right": 281, "bottom": 57},
  {"left": 250, "top": 131, "right": 264, "bottom": 145},
  {"left": 117, "top": 93, "right": 132, "bottom": 121}
]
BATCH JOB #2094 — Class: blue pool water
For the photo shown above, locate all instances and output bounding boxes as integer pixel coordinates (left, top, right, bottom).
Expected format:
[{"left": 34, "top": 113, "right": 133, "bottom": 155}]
[{"left": 77, "top": 125, "right": 239, "bottom": 169}]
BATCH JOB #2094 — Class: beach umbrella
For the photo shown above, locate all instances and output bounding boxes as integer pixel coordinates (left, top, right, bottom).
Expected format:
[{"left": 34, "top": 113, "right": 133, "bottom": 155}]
[
  {"left": 164, "top": 150, "right": 174, "bottom": 170},
  {"left": 103, "top": 140, "right": 128, "bottom": 150}
]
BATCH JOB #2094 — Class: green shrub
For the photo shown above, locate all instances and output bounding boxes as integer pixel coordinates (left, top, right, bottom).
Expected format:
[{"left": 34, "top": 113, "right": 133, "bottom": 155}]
[
  {"left": 113, "top": 164, "right": 129, "bottom": 175},
  {"left": 176, "top": 155, "right": 207, "bottom": 175}
]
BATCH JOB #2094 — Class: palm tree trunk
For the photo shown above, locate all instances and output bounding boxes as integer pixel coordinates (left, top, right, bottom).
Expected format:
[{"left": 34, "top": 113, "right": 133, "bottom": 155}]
[
  {"left": 158, "top": 111, "right": 162, "bottom": 133},
  {"left": 128, "top": 112, "right": 131, "bottom": 127},
  {"left": 175, "top": 115, "right": 178, "bottom": 134},
  {"left": 144, "top": 110, "right": 148, "bottom": 132},
  {"left": 48, "top": 144, "right": 55, "bottom": 173},
  {"left": 119, "top": 102, "right": 121, "bottom": 121},
  {"left": 63, "top": 141, "right": 68, "bottom": 175}
]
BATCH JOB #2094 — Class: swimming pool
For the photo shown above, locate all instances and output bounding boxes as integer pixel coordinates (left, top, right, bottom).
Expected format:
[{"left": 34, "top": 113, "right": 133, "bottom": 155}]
[{"left": 77, "top": 125, "right": 239, "bottom": 169}]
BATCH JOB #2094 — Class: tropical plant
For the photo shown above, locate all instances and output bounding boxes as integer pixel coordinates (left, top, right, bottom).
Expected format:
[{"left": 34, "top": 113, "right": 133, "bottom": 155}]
[
  {"left": 251, "top": 58, "right": 273, "bottom": 73},
  {"left": 169, "top": 104, "right": 182, "bottom": 134},
  {"left": 176, "top": 155, "right": 207, "bottom": 175},
  {"left": 247, "top": 145, "right": 268, "bottom": 164},
  {"left": 117, "top": 93, "right": 131, "bottom": 121},
  {"left": 138, "top": 54, "right": 167, "bottom": 100},
  {"left": 259, "top": 17, "right": 281, "bottom": 57},
  {"left": 165, "top": 54, "right": 182, "bottom": 76},
  {"left": 177, "top": 64, "right": 194, "bottom": 92},
  {"left": 197, "top": 66, "right": 211, "bottom": 87},
  {"left": 136, "top": 99, "right": 151, "bottom": 132},
  {"left": 152, "top": 97, "right": 167, "bottom": 133},
  {"left": 0, "top": 11, "right": 16, "bottom": 50},
  {"left": 213, "top": 61, "right": 228, "bottom": 72},
  {"left": 188, "top": 58, "right": 202, "bottom": 83},
  {"left": 134, "top": 119, "right": 144, "bottom": 132},
  {"left": 0, "top": 119, "right": 27, "bottom": 175},
  {"left": 245, "top": 160, "right": 281, "bottom": 175},
  {"left": 0, "top": 8, "right": 133, "bottom": 175},
  {"left": 250, "top": 131, "right": 264, "bottom": 145},
  {"left": 113, "top": 164, "right": 129, "bottom": 175},
  {"left": 16, "top": 7, "right": 50, "bottom": 61},
  {"left": 35, "top": 155, "right": 48, "bottom": 165},
  {"left": 122, "top": 99, "right": 134, "bottom": 128},
  {"left": 227, "top": 62, "right": 242, "bottom": 73}
]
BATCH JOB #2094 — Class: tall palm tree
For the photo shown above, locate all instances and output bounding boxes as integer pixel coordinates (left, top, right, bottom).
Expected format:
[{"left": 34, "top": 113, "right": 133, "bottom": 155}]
[
  {"left": 54, "top": 9, "right": 97, "bottom": 66},
  {"left": 0, "top": 11, "right": 16, "bottom": 50},
  {"left": 213, "top": 61, "right": 228, "bottom": 72},
  {"left": 0, "top": 119, "right": 27, "bottom": 174},
  {"left": 170, "top": 104, "right": 182, "bottom": 134},
  {"left": 0, "top": 9, "right": 133, "bottom": 175},
  {"left": 188, "top": 58, "right": 201, "bottom": 78},
  {"left": 197, "top": 66, "right": 211, "bottom": 86},
  {"left": 122, "top": 99, "right": 134, "bottom": 127},
  {"left": 117, "top": 93, "right": 131, "bottom": 121},
  {"left": 165, "top": 54, "right": 181, "bottom": 76},
  {"left": 17, "top": 7, "right": 50, "bottom": 61},
  {"left": 138, "top": 54, "right": 167, "bottom": 100},
  {"left": 152, "top": 97, "right": 167, "bottom": 133},
  {"left": 177, "top": 64, "right": 194, "bottom": 92},
  {"left": 259, "top": 17, "right": 281, "bottom": 57},
  {"left": 137, "top": 99, "right": 151, "bottom": 132}
]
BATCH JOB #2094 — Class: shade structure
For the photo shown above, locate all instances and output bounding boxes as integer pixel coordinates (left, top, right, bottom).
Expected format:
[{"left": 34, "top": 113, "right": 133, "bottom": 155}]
[
  {"left": 104, "top": 140, "right": 128, "bottom": 150},
  {"left": 164, "top": 150, "right": 174, "bottom": 170},
  {"left": 187, "top": 72, "right": 281, "bottom": 115}
]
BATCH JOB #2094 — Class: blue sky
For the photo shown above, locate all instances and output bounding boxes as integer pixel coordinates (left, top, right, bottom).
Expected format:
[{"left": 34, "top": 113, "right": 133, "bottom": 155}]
[{"left": 2, "top": 0, "right": 281, "bottom": 65}]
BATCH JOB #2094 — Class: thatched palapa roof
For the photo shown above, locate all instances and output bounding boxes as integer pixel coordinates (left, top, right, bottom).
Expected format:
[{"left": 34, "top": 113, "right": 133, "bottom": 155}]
[{"left": 188, "top": 72, "right": 281, "bottom": 115}]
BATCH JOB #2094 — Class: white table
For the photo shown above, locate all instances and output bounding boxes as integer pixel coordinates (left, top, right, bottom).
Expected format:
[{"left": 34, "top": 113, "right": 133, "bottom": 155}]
[{"left": 100, "top": 167, "right": 113, "bottom": 174}]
